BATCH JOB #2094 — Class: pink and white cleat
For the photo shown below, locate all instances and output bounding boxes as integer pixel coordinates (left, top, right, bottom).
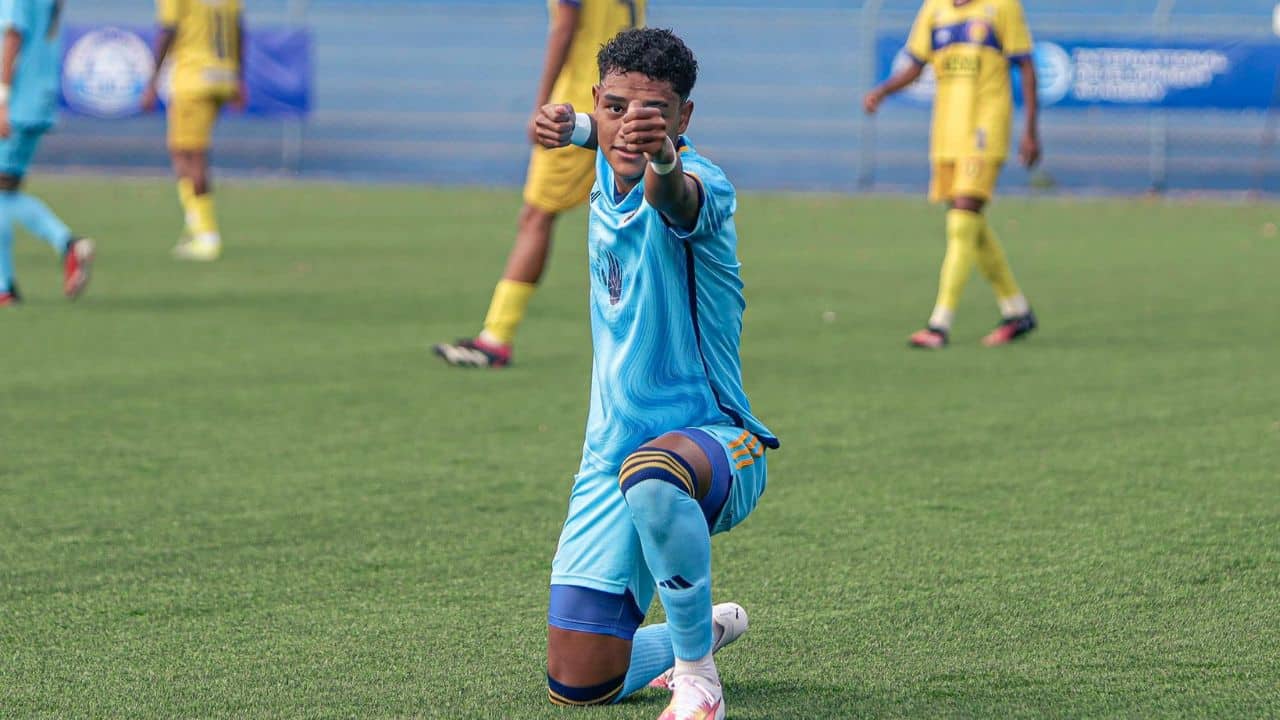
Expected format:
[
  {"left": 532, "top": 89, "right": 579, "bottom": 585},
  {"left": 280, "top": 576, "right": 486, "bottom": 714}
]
[
  {"left": 658, "top": 673, "right": 725, "bottom": 720},
  {"left": 651, "top": 603, "right": 748, "bottom": 691}
]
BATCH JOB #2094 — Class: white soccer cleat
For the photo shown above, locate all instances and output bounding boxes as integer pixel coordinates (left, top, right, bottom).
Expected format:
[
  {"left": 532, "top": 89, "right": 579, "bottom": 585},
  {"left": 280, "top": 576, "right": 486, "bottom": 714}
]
[
  {"left": 650, "top": 603, "right": 748, "bottom": 691},
  {"left": 657, "top": 673, "right": 725, "bottom": 720},
  {"left": 173, "top": 234, "right": 222, "bottom": 262}
]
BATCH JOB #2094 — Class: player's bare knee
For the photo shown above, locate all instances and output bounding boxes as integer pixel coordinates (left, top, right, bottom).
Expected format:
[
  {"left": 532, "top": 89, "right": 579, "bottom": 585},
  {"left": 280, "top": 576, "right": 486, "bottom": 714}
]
[
  {"left": 619, "top": 433, "right": 711, "bottom": 501},
  {"left": 0, "top": 174, "right": 22, "bottom": 192},
  {"left": 952, "top": 196, "right": 985, "bottom": 213}
]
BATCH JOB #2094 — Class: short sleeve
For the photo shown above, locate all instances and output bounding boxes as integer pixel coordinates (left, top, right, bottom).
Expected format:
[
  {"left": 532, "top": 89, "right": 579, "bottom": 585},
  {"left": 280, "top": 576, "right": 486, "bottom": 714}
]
[
  {"left": 157, "top": 0, "right": 182, "bottom": 27},
  {"left": 0, "top": 0, "right": 32, "bottom": 35},
  {"left": 667, "top": 158, "right": 735, "bottom": 242},
  {"left": 904, "top": 0, "right": 934, "bottom": 65},
  {"left": 1001, "top": 0, "right": 1033, "bottom": 60}
]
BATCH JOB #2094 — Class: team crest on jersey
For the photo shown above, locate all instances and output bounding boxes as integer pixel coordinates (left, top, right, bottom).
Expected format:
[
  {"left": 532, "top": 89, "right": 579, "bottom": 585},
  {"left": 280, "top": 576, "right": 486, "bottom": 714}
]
[
  {"left": 967, "top": 20, "right": 990, "bottom": 45},
  {"left": 62, "top": 27, "right": 156, "bottom": 118},
  {"left": 595, "top": 250, "right": 624, "bottom": 305}
]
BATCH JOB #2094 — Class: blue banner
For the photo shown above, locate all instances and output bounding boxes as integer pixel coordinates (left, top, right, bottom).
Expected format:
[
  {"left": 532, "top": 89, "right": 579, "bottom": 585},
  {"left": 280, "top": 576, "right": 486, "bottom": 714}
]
[
  {"left": 60, "top": 25, "right": 312, "bottom": 118},
  {"left": 877, "top": 36, "right": 1280, "bottom": 110}
]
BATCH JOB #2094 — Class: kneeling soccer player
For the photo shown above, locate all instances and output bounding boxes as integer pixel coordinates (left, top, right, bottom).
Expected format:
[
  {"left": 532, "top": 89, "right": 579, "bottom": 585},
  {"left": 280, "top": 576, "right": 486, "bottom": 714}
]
[{"left": 535, "top": 29, "right": 778, "bottom": 720}]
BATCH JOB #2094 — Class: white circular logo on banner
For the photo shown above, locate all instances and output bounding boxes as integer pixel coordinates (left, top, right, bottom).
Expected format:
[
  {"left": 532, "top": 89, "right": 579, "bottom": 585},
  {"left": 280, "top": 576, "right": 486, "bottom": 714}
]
[
  {"left": 62, "top": 27, "right": 156, "bottom": 118},
  {"left": 1033, "top": 42, "right": 1073, "bottom": 105},
  {"left": 892, "top": 49, "right": 937, "bottom": 102}
]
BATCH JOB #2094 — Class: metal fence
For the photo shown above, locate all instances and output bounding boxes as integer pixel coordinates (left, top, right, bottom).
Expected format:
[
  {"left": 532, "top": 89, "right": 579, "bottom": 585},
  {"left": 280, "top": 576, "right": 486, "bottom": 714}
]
[{"left": 40, "top": 1, "right": 1280, "bottom": 194}]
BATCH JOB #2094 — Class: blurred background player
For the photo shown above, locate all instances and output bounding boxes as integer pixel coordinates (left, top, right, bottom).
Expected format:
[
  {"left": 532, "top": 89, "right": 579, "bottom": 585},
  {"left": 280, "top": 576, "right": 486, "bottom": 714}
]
[
  {"left": 865, "top": 0, "right": 1041, "bottom": 349},
  {"left": 0, "top": 0, "right": 94, "bottom": 306},
  {"left": 433, "top": 0, "right": 644, "bottom": 368},
  {"left": 142, "top": 0, "right": 245, "bottom": 262}
]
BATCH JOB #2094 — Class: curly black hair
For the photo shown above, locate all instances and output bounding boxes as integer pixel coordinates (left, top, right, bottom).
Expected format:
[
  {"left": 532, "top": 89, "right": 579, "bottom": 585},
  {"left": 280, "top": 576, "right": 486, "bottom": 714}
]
[{"left": 597, "top": 28, "right": 699, "bottom": 100}]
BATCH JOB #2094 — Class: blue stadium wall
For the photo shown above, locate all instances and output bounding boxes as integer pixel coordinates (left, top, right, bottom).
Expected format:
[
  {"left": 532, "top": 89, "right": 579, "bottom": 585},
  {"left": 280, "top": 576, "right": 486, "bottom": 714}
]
[{"left": 41, "top": 1, "right": 1280, "bottom": 194}]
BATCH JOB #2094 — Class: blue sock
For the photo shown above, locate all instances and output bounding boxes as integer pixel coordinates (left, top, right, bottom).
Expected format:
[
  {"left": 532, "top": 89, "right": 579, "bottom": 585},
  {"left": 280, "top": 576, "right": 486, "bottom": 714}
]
[
  {"left": 616, "top": 623, "right": 675, "bottom": 701},
  {"left": 9, "top": 192, "right": 71, "bottom": 254},
  {"left": 0, "top": 199, "right": 14, "bottom": 292},
  {"left": 625, "top": 480, "right": 715, "bottom": 661}
]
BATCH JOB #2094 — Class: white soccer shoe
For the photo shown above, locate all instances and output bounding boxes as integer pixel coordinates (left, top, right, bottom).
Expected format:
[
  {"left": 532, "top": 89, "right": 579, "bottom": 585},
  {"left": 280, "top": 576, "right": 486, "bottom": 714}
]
[
  {"left": 650, "top": 602, "right": 749, "bottom": 691},
  {"left": 657, "top": 673, "right": 725, "bottom": 720},
  {"left": 172, "top": 234, "right": 222, "bottom": 262}
]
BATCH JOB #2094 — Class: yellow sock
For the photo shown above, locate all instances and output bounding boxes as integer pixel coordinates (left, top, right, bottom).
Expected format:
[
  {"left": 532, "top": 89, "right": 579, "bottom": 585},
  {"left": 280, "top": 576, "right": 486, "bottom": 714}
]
[
  {"left": 481, "top": 279, "right": 537, "bottom": 345},
  {"left": 189, "top": 192, "right": 219, "bottom": 239},
  {"left": 929, "top": 209, "right": 983, "bottom": 329},
  {"left": 976, "top": 219, "right": 1027, "bottom": 316},
  {"left": 177, "top": 179, "right": 196, "bottom": 230}
]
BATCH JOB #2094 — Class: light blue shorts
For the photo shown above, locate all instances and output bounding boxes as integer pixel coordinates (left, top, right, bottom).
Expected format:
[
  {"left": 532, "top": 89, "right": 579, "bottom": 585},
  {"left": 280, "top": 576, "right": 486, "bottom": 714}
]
[
  {"left": 549, "top": 424, "right": 768, "bottom": 638},
  {"left": 0, "top": 126, "right": 47, "bottom": 178}
]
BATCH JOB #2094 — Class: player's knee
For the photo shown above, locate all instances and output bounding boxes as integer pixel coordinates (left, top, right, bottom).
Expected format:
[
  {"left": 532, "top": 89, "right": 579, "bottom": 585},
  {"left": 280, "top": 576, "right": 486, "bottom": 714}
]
[
  {"left": 619, "top": 445, "right": 698, "bottom": 501},
  {"left": 0, "top": 174, "right": 22, "bottom": 192},
  {"left": 546, "top": 674, "right": 626, "bottom": 707},
  {"left": 952, "top": 196, "right": 985, "bottom": 213}
]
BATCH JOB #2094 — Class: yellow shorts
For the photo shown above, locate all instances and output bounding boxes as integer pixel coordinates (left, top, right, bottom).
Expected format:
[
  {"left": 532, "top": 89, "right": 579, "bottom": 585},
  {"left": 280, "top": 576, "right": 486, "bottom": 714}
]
[
  {"left": 523, "top": 144, "right": 596, "bottom": 213},
  {"left": 929, "top": 158, "right": 1003, "bottom": 203},
  {"left": 167, "top": 95, "right": 226, "bottom": 152}
]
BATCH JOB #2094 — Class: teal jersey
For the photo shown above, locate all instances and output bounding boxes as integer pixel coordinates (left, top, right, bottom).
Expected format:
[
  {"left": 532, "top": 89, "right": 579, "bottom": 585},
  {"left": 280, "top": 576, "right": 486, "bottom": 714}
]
[
  {"left": 581, "top": 138, "right": 777, "bottom": 471},
  {"left": 0, "top": 0, "right": 62, "bottom": 128}
]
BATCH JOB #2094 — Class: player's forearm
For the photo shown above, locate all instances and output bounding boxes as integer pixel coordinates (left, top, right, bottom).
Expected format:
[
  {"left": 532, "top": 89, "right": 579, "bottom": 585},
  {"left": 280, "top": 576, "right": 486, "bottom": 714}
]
[
  {"left": 1, "top": 28, "right": 21, "bottom": 88},
  {"left": 875, "top": 63, "right": 924, "bottom": 99},
  {"left": 150, "top": 28, "right": 176, "bottom": 84},
  {"left": 644, "top": 143, "right": 699, "bottom": 230},
  {"left": 236, "top": 16, "right": 245, "bottom": 81},
  {"left": 534, "top": 5, "right": 578, "bottom": 108},
  {"left": 1020, "top": 59, "right": 1040, "bottom": 138}
]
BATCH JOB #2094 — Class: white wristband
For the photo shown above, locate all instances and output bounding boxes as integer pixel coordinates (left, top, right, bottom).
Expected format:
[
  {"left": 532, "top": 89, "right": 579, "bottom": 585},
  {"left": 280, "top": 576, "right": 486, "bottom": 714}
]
[
  {"left": 569, "top": 112, "right": 592, "bottom": 147},
  {"left": 649, "top": 155, "right": 678, "bottom": 175},
  {"left": 0, "top": 84, "right": 9, "bottom": 105}
]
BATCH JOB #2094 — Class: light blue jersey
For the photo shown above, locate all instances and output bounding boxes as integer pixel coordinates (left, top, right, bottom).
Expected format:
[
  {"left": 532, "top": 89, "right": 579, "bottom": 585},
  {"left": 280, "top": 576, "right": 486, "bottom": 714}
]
[
  {"left": 0, "top": 0, "right": 62, "bottom": 129},
  {"left": 580, "top": 137, "right": 778, "bottom": 472}
]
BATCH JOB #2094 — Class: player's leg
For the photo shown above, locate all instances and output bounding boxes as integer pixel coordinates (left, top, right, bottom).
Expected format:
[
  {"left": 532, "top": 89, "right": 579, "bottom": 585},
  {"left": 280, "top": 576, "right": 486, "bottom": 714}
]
[
  {"left": 957, "top": 160, "right": 1037, "bottom": 346},
  {"left": 0, "top": 186, "right": 14, "bottom": 304},
  {"left": 434, "top": 145, "right": 594, "bottom": 368},
  {"left": 547, "top": 464, "right": 666, "bottom": 705},
  {"left": 911, "top": 161, "right": 981, "bottom": 348},
  {"left": 620, "top": 428, "right": 764, "bottom": 718},
  {"left": 0, "top": 131, "right": 94, "bottom": 300},
  {"left": 169, "top": 96, "right": 222, "bottom": 261}
]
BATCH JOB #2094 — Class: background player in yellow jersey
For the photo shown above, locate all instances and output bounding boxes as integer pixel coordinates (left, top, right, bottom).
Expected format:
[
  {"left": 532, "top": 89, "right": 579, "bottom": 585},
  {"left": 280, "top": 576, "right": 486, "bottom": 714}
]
[
  {"left": 434, "top": 0, "right": 643, "bottom": 368},
  {"left": 142, "top": 0, "right": 245, "bottom": 262},
  {"left": 865, "top": 0, "right": 1040, "bottom": 349}
]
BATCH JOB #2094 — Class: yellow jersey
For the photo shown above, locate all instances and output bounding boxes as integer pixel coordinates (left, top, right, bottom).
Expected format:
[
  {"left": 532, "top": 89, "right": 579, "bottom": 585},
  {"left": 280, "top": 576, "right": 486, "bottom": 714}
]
[
  {"left": 157, "top": 0, "right": 243, "bottom": 98},
  {"left": 547, "top": 0, "right": 646, "bottom": 112},
  {"left": 906, "top": 0, "right": 1032, "bottom": 161}
]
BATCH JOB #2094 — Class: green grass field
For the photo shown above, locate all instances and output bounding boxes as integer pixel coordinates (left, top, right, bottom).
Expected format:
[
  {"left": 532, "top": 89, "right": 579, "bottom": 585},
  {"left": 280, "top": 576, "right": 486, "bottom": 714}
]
[{"left": 3, "top": 178, "right": 1278, "bottom": 718}]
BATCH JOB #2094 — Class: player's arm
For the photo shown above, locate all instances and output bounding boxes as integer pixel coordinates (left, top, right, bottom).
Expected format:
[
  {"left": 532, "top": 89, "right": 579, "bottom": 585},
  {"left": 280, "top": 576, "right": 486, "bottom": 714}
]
[
  {"left": 142, "top": 25, "right": 177, "bottom": 111},
  {"left": 0, "top": 0, "right": 29, "bottom": 139},
  {"left": 623, "top": 102, "right": 699, "bottom": 231},
  {"left": 232, "top": 11, "right": 247, "bottom": 111},
  {"left": 867, "top": 2, "right": 932, "bottom": 114},
  {"left": 1016, "top": 56, "right": 1041, "bottom": 168},
  {"left": 863, "top": 61, "right": 925, "bottom": 114},
  {"left": 533, "top": 102, "right": 597, "bottom": 151},
  {"left": 0, "top": 24, "right": 21, "bottom": 139},
  {"left": 527, "top": 1, "right": 581, "bottom": 143}
]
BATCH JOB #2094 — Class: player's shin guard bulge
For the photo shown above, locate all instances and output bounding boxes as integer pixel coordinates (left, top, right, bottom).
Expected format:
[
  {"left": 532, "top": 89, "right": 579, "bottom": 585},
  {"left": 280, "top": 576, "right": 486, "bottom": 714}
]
[{"left": 620, "top": 447, "right": 716, "bottom": 664}]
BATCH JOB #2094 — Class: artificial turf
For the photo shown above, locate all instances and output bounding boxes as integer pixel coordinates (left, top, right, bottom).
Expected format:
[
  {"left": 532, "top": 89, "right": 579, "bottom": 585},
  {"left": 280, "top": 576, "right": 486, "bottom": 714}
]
[{"left": 2, "top": 178, "right": 1278, "bottom": 718}]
